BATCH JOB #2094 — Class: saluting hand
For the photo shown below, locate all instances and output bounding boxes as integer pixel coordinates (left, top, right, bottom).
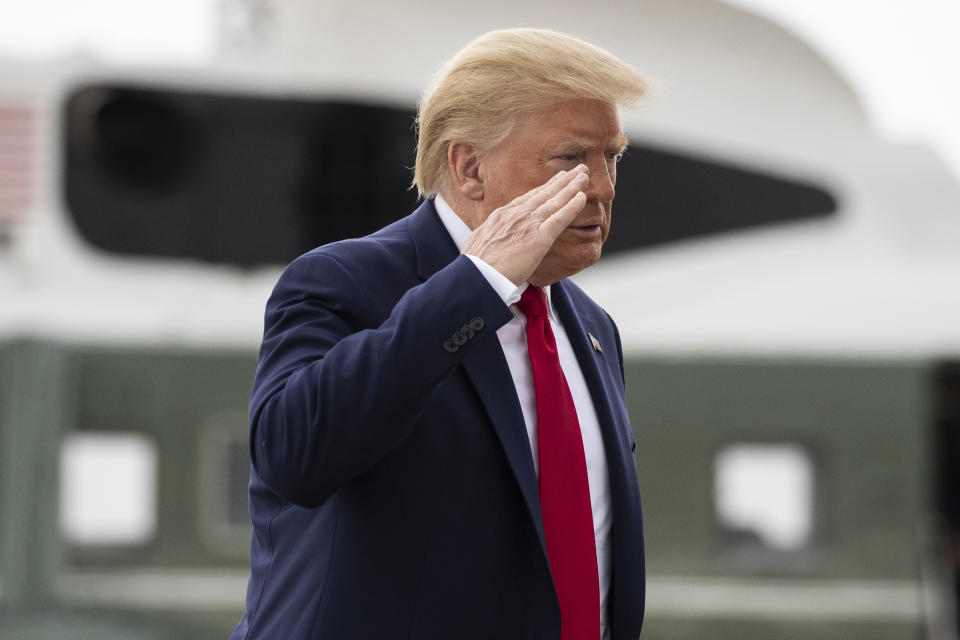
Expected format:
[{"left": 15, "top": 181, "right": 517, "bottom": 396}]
[{"left": 461, "top": 164, "right": 589, "bottom": 286}]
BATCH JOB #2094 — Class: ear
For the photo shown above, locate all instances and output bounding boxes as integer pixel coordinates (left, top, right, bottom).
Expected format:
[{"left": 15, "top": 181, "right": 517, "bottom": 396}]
[{"left": 447, "top": 141, "right": 485, "bottom": 201}]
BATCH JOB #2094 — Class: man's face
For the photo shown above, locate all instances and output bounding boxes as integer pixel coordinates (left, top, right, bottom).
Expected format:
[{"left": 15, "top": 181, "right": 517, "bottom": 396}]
[{"left": 480, "top": 98, "right": 627, "bottom": 285}]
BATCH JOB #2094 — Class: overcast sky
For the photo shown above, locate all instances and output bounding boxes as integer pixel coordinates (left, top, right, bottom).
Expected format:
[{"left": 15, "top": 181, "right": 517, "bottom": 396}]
[
  {"left": 722, "top": 0, "right": 960, "bottom": 181},
  {"left": 2, "top": 0, "right": 958, "bottom": 182}
]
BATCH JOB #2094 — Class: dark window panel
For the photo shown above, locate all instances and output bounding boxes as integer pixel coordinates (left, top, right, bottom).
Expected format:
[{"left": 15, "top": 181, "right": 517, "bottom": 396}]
[
  {"left": 64, "top": 86, "right": 419, "bottom": 267},
  {"left": 606, "top": 145, "right": 838, "bottom": 253},
  {"left": 64, "top": 84, "right": 837, "bottom": 267}
]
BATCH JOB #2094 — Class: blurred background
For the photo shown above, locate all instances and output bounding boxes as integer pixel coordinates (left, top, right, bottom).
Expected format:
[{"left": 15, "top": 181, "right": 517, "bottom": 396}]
[{"left": 1, "top": 0, "right": 959, "bottom": 638}]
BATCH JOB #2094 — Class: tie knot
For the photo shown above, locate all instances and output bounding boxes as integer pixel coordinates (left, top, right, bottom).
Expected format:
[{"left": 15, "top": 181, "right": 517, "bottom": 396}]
[{"left": 517, "top": 286, "right": 548, "bottom": 318}]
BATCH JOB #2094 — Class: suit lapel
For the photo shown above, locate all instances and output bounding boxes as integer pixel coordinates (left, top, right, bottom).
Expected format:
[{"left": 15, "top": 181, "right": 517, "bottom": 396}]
[
  {"left": 461, "top": 344, "right": 546, "bottom": 552},
  {"left": 408, "top": 200, "right": 547, "bottom": 555},
  {"left": 551, "top": 281, "right": 633, "bottom": 466}
]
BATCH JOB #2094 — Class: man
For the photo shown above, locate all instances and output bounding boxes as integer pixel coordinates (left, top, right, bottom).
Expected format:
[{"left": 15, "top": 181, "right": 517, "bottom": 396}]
[{"left": 232, "top": 28, "right": 648, "bottom": 640}]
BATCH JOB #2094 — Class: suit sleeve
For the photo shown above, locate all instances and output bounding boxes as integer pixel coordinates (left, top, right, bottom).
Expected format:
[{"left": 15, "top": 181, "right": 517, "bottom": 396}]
[{"left": 249, "top": 251, "right": 514, "bottom": 507}]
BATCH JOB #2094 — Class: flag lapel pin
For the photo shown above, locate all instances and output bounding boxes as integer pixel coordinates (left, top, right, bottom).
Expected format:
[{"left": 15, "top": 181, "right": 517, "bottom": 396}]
[{"left": 588, "top": 332, "right": 603, "bottom": 353}]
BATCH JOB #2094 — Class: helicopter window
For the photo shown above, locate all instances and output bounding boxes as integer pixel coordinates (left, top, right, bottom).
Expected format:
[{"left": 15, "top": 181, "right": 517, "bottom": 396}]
[
  {"left": 63, "top": 85, "right": 420, "bottom": 267},
  {"left": 197, "top": 412, "right": 251, "bottom": 554},
  {"left": 714, "top": 443, "right": 815, "bottom": 554},
  {"left": 63, "top": 84, "right": 837, "bottom": 267},
  {"left": 59, "top": 432, "right": 157, "bottom": 547}
]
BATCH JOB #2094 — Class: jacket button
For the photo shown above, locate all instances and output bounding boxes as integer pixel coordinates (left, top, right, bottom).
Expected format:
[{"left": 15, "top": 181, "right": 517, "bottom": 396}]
[
  {"left": 469, "top": 317, "right": 484, "bottom": 331},
  {"left": 452, "top": 331, "right": 468, "bottom": 346},
  {"left": 443, "top": 338, "right": 459, "bottom": 353},
  {"left": 460, "top": 325, "right": 475, "bottom": 340}
]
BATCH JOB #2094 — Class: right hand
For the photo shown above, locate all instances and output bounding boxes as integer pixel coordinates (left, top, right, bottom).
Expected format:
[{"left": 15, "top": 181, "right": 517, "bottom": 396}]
[{"left": 460, "top": 164, "right": 589, "bottom": 286}]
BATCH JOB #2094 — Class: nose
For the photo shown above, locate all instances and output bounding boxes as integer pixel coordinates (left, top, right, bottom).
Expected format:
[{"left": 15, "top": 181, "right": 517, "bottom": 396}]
[{"left": 585, "top": 156, "right": 615, "bottom": 203}]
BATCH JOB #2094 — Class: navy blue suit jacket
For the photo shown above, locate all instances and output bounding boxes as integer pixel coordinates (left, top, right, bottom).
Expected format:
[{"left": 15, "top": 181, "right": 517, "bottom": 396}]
[{"left": 232, "top": 200, "right": 645, "bottom": 639}]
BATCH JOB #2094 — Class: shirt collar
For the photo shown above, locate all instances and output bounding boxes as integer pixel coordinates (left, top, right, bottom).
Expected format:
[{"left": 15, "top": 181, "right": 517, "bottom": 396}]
[{"left": 434, "top": 193, "right": 472, "bottom": 252}]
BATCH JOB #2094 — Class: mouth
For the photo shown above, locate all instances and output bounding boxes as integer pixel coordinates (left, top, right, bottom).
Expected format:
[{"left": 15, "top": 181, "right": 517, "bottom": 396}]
[{"left": 566, "top": 224, "right": 603, "bottom": 239}]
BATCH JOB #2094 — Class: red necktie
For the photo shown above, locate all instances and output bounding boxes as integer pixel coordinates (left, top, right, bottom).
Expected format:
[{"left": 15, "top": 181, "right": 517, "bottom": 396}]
[{"left": 517, "top": 286, "right": 600, "bottom": 640}]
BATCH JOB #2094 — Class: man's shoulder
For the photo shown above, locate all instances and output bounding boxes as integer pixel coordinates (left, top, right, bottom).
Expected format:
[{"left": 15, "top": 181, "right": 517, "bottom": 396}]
[
  {"left": 286, "top": 200, "right": 442, "bottom": 277},
  {"left": 270, "top": 200, "right": 452, "bottom": 310},
  {"left": 299, "top": 211, "right": 415, "bottom": 269}
]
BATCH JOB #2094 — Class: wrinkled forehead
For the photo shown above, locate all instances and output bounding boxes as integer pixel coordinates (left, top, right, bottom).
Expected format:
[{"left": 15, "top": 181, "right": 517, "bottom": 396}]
[{"left": 519, "top": 99, "right": 627, "bottom": 147}]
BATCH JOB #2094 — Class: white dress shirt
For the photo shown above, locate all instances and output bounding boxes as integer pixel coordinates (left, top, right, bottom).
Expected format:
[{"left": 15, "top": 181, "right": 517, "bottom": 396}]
[{"left": 434, "top": 195, "right": 612, "bottom": 638}]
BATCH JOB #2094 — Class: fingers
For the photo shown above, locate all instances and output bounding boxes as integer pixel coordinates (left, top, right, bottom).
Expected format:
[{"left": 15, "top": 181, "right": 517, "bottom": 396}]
[
  {"left": 491, "top": 165, "right": 587, "bottom": 241},
  {"left": 533, "top": 167, "right": 588, "bottom": 234},
  {"left": 521, "top": 164, "right": 587, "bottom": 212},
  {"left": 538, "top": 189, "right": 587, "bottom": 239}
]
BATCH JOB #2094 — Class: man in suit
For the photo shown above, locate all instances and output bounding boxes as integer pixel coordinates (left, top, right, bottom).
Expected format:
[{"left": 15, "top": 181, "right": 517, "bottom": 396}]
[{"left": 232, "top": 28, "right": 648, "bottom": 640}]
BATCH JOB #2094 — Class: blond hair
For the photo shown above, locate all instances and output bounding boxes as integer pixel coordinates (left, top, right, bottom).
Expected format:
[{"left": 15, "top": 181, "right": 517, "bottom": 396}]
[{"left": 413, "top": 28, "right": 649, "bottom": 197}]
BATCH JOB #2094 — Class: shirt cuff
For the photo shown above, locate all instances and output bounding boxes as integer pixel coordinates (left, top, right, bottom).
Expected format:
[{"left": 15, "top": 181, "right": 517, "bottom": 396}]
[{"left": 465, "top": 255, "right": 526, "bottom": 306}]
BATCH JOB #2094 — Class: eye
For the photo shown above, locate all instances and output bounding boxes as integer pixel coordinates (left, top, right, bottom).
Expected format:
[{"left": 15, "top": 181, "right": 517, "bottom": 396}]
[
  {"left": 606, "top": 150, "right": 625, "bottom": 163},
  {"left": 556, "top": 154, "right": 580, "bottom": 163}
]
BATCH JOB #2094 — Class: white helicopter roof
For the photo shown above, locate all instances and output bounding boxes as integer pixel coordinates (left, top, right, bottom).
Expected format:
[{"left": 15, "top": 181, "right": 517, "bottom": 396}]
[{"left": 0, "top": 0, "right": 957, "bottom": 358}]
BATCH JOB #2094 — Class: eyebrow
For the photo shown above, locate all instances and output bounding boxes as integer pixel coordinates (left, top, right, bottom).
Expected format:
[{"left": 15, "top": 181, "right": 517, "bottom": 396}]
[{"left": 553, "top": 134, "right": 629, "bottom": 154}]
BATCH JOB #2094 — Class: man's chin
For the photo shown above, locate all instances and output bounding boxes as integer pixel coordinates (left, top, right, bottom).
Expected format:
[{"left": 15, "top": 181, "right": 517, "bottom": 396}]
[{"left": 529, "top": 248, "right": 602, "bottom": 286}]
